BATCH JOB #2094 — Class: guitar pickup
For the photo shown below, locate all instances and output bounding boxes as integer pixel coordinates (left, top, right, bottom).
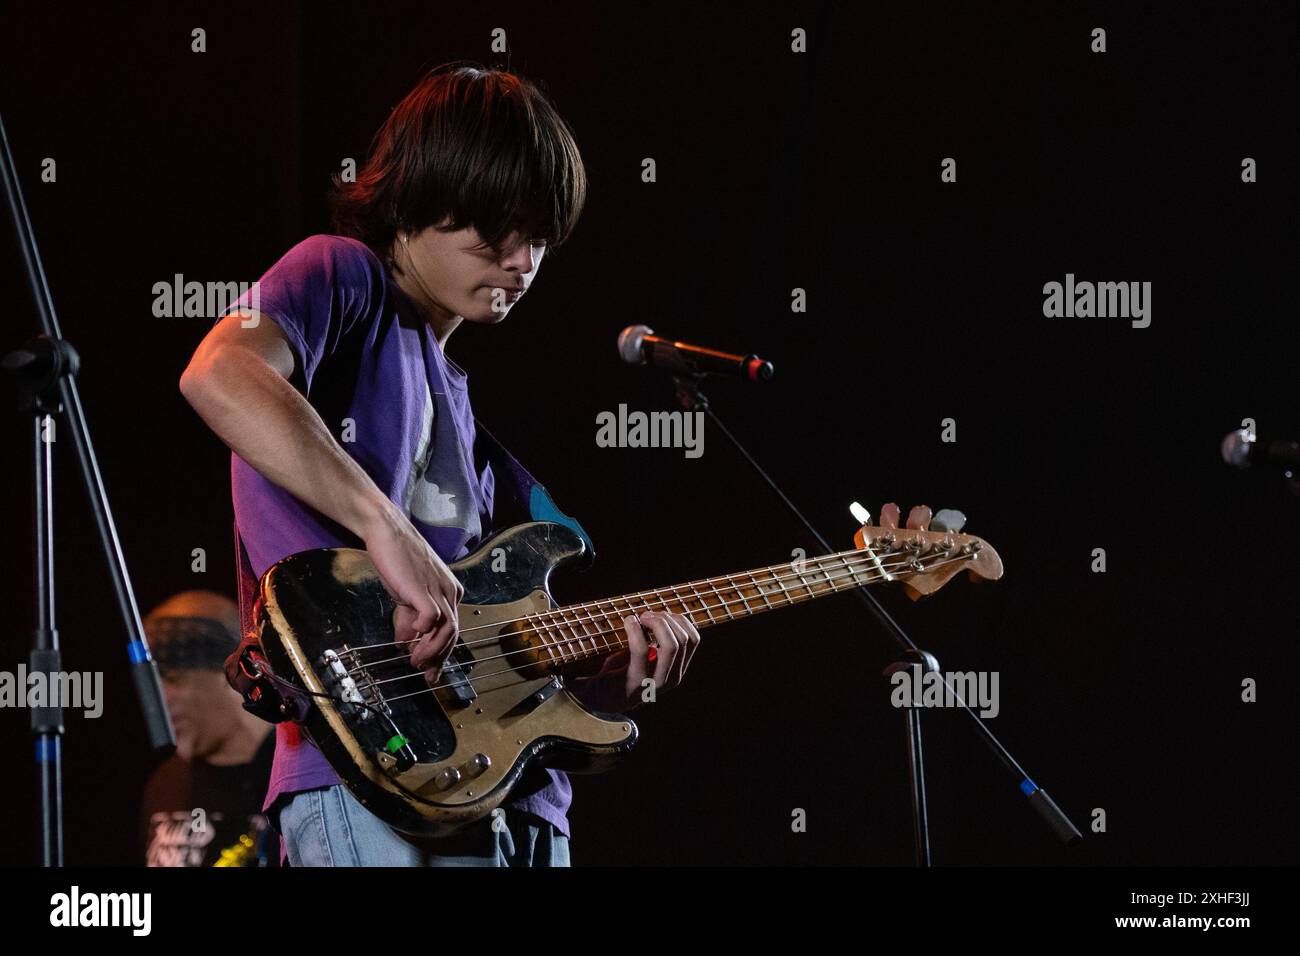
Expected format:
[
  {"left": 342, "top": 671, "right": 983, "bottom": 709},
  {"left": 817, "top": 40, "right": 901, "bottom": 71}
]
[
  {"left": 503, "top": 677, "right": 562, "bottom": 718},
  {"left": 440, "top": 656, "right": 477, "bottom": 707}
]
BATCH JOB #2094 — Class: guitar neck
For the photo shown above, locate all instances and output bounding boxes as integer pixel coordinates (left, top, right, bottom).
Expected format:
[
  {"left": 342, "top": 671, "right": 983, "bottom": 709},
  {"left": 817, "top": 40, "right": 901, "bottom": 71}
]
[{"left": 529, "top": 546, "right": 892, "bottom": 666}]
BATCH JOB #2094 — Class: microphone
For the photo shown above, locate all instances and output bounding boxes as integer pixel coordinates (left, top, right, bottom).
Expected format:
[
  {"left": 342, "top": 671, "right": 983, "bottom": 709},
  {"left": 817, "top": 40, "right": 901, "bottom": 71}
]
[
  {"left": 1221, "top": 428, "right": 1300, "bottom": 473},
  {"left": 617, "top": 325, "right": 774, "bottom": 383}
]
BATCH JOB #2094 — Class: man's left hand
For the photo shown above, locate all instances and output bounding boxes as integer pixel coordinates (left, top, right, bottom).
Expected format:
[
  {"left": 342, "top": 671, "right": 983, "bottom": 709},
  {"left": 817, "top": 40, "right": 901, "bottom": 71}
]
[{"left": 573, "top": 609, "right": 701, "bottom": 712}]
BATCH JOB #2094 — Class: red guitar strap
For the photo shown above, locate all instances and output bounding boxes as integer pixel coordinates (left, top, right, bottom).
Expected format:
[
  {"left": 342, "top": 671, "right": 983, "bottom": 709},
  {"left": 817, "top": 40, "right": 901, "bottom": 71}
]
[{"left": 224, "top": 521, "right": 298, "bottom": 723}]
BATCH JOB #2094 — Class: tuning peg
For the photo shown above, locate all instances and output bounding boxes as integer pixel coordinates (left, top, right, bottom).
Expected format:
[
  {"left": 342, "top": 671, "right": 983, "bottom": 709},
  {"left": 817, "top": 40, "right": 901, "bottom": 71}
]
[
  {"left": 930, "top": 508, "right": 966, "bottom": 533},
  {"left": 849, "top": 501, "right": 872, "bottom": 526}
]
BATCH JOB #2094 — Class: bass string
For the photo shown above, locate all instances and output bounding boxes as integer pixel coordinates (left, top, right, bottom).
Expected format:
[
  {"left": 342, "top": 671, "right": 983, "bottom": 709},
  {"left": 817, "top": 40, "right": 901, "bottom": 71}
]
[
  {"left": 376, "top": 551, "right": 975, "bottom": 704},
  {"left": 363, "top": 542, "right": 968, "bottom": 658},
  {"left": 350, "top": 549, "right": 931, "bottom": 677},
  {"left": 362, "top": 537, "right": 960, "bottom": 650}
]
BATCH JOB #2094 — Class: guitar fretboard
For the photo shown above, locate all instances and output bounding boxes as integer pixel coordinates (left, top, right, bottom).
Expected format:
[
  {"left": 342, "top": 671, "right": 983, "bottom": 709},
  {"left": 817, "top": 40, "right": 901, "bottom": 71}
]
[{"left": 524, "top": 546, "right": 909, "bottom": 666}]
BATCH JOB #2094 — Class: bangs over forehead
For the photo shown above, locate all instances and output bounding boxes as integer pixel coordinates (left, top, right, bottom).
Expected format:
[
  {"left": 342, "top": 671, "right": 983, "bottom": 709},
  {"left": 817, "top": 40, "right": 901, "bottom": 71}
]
[{"left": 330, "top": 63, "right": 587, "bottom": 258}]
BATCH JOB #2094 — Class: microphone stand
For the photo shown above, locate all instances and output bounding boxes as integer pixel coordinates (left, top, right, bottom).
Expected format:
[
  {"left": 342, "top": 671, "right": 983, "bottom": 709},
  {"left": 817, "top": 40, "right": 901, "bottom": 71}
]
[
  {"left": 670, "top": 371, "right": 1081, "bottom": 864},
  {"left": 1, "top": 110, "right": 174, "bottom": 866}
]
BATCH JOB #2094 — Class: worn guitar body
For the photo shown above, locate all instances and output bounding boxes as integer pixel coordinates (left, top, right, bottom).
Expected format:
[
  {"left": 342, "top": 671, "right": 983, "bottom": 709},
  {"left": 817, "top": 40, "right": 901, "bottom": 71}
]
[{"left": 256, "top": 521, "right": 636, "bottom": 838}]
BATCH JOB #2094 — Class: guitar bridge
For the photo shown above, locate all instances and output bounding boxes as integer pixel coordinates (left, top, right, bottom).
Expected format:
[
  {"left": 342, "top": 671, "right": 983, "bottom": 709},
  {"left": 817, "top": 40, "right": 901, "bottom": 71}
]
[{"left": 322, "top": 646, "right": 388, "bottom": 721}]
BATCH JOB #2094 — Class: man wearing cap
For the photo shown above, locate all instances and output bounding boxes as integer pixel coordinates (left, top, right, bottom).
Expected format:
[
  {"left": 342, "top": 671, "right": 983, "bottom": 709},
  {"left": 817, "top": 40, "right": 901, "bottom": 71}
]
[{"left": 139, "top": 590, "right": 278, "bottom": 867}]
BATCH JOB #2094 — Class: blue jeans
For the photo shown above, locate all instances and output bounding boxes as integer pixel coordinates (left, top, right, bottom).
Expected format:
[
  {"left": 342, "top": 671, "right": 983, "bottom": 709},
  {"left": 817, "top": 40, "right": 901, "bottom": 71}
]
[{"left": 278, "top": 785, "right": 571, "bottom": 867}]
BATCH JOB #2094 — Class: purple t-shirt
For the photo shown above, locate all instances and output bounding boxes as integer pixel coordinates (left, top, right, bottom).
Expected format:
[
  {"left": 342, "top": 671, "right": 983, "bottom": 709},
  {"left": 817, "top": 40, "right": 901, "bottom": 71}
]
[{"left": 223, "top": 234, "right": 571, "bottom": 838}]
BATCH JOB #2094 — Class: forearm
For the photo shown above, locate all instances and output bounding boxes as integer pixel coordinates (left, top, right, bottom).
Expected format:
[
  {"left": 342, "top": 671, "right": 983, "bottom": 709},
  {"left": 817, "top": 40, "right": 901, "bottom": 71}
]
[{"left": 181, "top": 346, "right": 393, "bottom": 538}]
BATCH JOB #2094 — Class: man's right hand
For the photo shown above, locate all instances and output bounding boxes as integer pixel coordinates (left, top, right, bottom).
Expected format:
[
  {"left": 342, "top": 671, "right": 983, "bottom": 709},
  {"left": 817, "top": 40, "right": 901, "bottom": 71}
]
[{"left": 362, "top": 502, "right": 464, "bottom": 686}]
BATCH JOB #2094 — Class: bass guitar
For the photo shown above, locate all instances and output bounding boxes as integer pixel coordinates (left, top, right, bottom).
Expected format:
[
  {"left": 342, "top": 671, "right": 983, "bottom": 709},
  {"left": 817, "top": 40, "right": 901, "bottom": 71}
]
[{"left": 253, "top": 518, "right": 1002, "bottom": 836}]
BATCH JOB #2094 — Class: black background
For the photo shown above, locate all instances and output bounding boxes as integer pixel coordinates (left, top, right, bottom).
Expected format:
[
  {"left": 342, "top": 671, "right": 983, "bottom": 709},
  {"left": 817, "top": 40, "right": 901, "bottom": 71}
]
[{"left": 1, "top": 3, "right": 1295, "bottom": 866}]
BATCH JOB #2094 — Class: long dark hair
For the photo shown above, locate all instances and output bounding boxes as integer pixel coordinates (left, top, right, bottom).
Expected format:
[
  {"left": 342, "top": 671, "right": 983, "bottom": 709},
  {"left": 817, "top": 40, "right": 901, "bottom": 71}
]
[{"left": 329, "top": 62, "right": 587, "bottom": 265}]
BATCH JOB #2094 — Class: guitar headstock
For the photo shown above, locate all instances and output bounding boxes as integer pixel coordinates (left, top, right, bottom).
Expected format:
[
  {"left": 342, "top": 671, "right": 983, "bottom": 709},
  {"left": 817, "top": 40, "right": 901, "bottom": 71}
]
[{"left": 852, "top": 524, "right": 1003, "bottom": 600}]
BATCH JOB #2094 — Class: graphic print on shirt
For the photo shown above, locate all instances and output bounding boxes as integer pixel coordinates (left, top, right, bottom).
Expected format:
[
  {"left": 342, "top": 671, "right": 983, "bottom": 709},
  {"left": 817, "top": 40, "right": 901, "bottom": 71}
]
[
  {"left": 402, "top": 381, "right": 482, "bottom": 542},
  {"left": 145, "top": 810, "right": 271, "bottom": 867}
]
